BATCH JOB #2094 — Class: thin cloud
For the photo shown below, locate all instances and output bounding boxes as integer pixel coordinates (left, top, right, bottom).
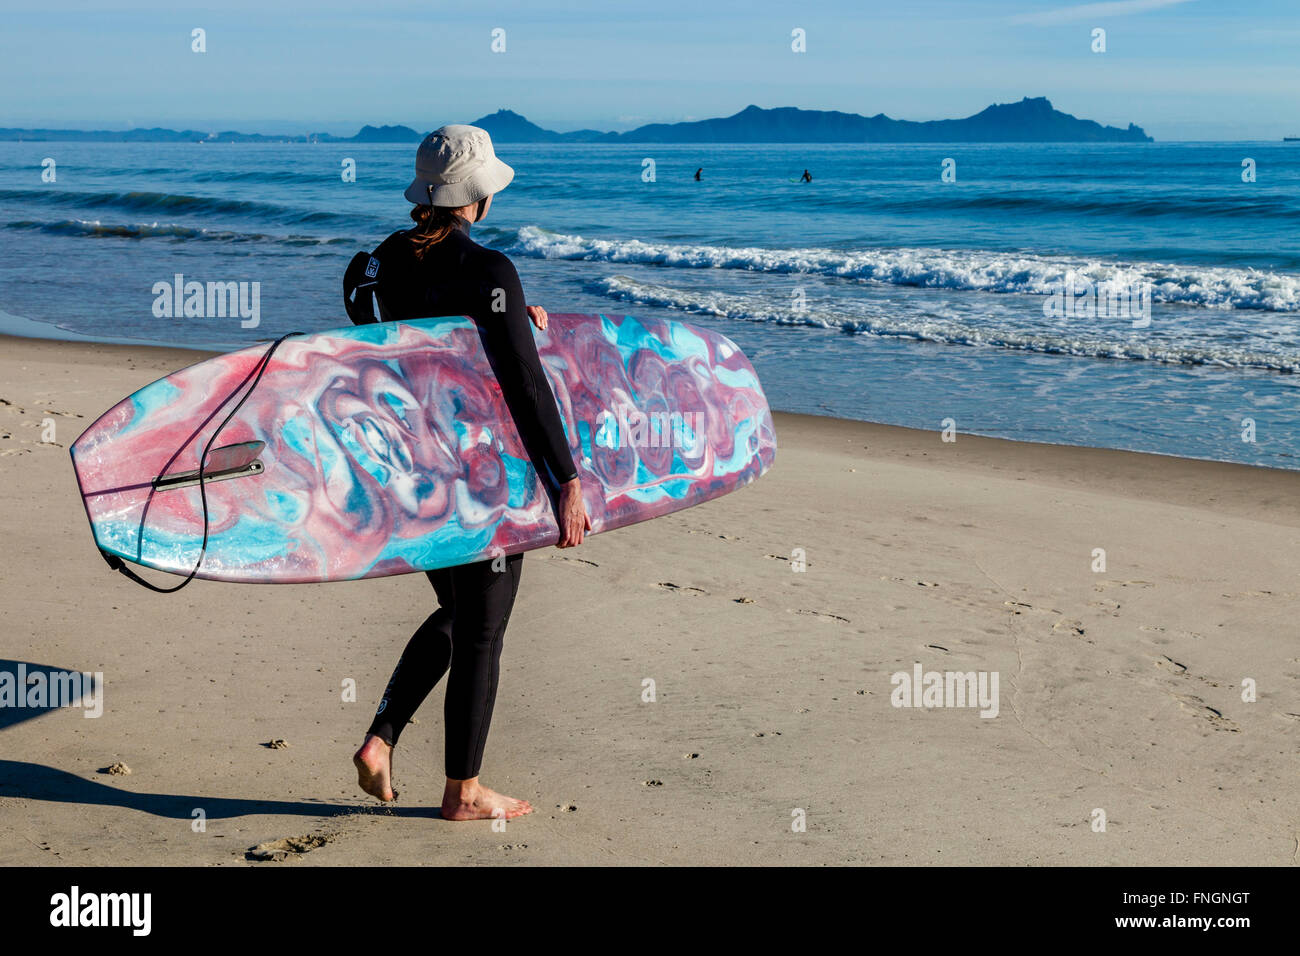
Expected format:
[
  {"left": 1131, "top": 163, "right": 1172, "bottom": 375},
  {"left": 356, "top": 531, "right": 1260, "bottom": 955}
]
[{"left": 1011, "top": 0, "right": 1196, "bottom": 26}]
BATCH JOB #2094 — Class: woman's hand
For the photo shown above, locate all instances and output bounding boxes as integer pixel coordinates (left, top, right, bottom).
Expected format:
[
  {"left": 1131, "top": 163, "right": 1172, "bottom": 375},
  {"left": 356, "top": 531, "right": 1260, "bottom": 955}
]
[
  {"left": 556, "top": 476, "right": 591, "bottom": 548},
  {"left": 526, "top": 305, "right": 548, "bottom": 331}
]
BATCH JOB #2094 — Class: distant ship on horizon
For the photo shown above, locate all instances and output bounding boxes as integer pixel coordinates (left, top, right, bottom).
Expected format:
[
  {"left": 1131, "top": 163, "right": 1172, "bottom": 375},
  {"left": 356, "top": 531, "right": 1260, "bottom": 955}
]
[{"left": 1285, "top": 135, "right": 1300, "bottom": 141}]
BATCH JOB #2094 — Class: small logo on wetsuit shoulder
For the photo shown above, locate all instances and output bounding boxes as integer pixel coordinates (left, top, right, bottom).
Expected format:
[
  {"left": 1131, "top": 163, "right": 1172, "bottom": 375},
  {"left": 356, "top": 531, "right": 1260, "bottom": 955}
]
[{"left": 365, "top": 257, "right": 380, "bottom": 278}]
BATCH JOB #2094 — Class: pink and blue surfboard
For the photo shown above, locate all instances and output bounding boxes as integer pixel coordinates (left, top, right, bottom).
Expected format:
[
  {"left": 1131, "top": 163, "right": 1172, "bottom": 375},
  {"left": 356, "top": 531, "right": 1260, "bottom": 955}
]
[{"left": 70, "top": 314, "right": 777, "bottom": 583}]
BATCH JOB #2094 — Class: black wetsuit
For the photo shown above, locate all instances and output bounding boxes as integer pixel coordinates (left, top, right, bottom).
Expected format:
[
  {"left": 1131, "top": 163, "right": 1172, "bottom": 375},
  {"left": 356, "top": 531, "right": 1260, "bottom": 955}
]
[{"left": 362, "top": 218, "right": 577, "bottom": 780}]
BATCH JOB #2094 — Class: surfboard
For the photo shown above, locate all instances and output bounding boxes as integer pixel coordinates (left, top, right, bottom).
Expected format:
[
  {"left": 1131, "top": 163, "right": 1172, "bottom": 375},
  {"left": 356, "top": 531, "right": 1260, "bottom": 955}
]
[{"left": 70, "top": 313, "right": 777, "bottom": 584}]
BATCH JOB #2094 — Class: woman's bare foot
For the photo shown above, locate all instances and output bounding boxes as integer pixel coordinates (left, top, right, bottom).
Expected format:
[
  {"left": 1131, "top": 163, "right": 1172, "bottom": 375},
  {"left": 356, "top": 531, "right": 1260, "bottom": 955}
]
[
  {"left": 441, "top": 777, "right": 533, "bottom": 821},
  {"left": 353, "top": 734, "right": 397, "bottom": 802}
]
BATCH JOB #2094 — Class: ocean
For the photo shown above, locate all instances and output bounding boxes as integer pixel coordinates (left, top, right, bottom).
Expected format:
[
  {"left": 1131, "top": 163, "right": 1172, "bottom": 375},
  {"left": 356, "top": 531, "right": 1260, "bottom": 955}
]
[{"left": 2, "top": 140, "right": 1299, "bottom": 469}]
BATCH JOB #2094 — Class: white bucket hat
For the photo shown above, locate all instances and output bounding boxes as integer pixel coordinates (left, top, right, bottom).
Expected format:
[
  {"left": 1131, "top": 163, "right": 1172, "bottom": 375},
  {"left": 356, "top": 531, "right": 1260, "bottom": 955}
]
[{"left": 404, "top": 124, "right": 514, "bottom": 207}]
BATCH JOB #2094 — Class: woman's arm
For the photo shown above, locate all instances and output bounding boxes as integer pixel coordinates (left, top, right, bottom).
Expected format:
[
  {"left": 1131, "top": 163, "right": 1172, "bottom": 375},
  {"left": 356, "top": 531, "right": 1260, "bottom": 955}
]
[{"left": 478, "top": 254, "right": 589, "bottom": 546}]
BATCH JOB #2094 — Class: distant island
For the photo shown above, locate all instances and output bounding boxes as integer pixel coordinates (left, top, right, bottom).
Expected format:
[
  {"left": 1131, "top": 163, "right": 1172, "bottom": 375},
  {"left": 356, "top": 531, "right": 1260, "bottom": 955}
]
[{"left": 0, "top": 97, "right": 1152, "bottom": 144}]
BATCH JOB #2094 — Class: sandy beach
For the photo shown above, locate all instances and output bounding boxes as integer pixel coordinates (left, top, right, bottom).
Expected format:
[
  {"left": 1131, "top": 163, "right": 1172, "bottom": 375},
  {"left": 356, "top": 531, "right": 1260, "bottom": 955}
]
[{"left": 1, "top": 332, "right": 1296, "bottom": 866}]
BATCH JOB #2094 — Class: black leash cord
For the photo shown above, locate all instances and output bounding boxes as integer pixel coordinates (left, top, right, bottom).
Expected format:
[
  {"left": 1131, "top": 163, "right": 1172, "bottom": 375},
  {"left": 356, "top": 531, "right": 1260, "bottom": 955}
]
[{"left": 104, "top": 331, "right": 302, "bottom": 593}]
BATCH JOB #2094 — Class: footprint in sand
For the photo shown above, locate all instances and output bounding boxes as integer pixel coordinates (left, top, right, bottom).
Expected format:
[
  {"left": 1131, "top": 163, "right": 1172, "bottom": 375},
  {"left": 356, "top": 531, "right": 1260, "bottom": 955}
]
[
  {"left": 1140, "top": 624, "right": 1205, "bottom": 642},
  {"left": 1167, "top": 691, "right": 1239, "bottom": 732},
  {"left": 1002, "top": 600, "right": 1064, "bottom": 616},
  {"left": 795, "top": 609, "right": 850, "bottom": 624},
  {"left": 1154, "top": 655, "right": 1223, "bottom": 688},
  {"left": 29, "top": 401, "right": 83, "bottom": 419},
  {"left": 1156, "top": 654, "right": 1187, "bottom": 673},
  {"left": 658, "top": 582, "right": 707, "bottom": 596},
  {"left": 553, "top": 555, "right": 599, "bottom": 567},
  {"left": 1052, "top": 619, "right": 1086, "bottom": 637},
  {"left": 246, "top": 831, "right": 334, "bottom": 862}
]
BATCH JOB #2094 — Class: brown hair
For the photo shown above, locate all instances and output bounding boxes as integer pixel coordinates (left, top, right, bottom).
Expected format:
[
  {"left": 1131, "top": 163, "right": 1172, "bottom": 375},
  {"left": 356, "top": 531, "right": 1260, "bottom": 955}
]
[
  {"left": 407, "top": 205, "right": 460, "bottom": 258},
  {"left": 407, "top": 199, "right": 486, "bottom": 259}
]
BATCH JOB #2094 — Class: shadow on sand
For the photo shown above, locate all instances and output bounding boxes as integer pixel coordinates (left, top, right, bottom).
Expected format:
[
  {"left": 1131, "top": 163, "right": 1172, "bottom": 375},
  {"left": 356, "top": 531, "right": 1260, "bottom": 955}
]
[
  {"left": 0, "top": 759, "right": 440, "bottom": 821},
  {"left": 3, "top": 660, "right": 443, "bottom": 821}
]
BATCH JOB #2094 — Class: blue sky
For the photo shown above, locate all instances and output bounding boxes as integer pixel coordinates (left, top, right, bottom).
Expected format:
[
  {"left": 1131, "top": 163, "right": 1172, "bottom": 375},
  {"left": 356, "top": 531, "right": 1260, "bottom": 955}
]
[{"left": 2, "top": 0, "right": 1297, "bottom": 140}]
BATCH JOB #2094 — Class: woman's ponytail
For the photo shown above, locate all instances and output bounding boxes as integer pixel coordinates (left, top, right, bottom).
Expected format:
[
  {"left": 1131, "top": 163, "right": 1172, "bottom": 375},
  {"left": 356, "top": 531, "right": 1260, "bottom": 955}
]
[{"left": 407, "top": 204, "right": 462, "bottom": 259}]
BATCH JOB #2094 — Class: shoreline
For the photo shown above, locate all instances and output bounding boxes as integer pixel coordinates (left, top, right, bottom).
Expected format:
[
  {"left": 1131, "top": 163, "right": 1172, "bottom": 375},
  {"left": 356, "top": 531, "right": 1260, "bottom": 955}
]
[
  {"left": 5, "top": 330, "right": 1299, "bottom": 486},
  {"left": 0, "top": 309, "right": 248, "bottom": 354}
]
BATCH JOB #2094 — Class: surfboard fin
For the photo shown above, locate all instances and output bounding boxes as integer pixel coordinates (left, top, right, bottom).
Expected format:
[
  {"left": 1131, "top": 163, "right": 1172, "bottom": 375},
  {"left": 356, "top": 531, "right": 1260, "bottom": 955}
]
[{"left": 153, "top": 440, "right": 266, "bottom": 491}]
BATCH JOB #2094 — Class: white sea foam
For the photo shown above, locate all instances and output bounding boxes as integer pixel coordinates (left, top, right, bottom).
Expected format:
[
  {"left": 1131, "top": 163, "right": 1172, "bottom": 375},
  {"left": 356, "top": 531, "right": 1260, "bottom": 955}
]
[
  {"left": 592, "top": 274, "right": 1300, "bottom": 372},
  {"left": 509, "top": 226, "right": 1300, "bottom": 313}
]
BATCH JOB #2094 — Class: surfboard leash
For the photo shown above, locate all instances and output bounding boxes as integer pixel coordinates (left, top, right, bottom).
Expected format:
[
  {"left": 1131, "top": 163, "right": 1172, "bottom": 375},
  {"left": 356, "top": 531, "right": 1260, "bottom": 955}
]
[{"left": 102, "top": 331, "right": 303, "bottom": 593}]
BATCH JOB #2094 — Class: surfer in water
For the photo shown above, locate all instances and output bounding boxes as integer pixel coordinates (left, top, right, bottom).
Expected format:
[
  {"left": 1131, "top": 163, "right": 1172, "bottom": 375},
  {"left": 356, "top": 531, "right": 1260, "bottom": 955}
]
[
  {"left": 694, "top": 167, "right": 702, "bottom": 181},
  {"left": 799, "top": 169, "right": 812, "bottom": 183},
  {"left": 350, "top": 125, "right": 590, "bottom": 820}
]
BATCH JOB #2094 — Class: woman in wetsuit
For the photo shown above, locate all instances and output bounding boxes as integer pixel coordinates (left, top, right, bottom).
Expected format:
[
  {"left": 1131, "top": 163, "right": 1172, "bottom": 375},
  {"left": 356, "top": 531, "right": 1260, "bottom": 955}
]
[{"left": 351, "top": 125, "right": 589, "bottom": 821}]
